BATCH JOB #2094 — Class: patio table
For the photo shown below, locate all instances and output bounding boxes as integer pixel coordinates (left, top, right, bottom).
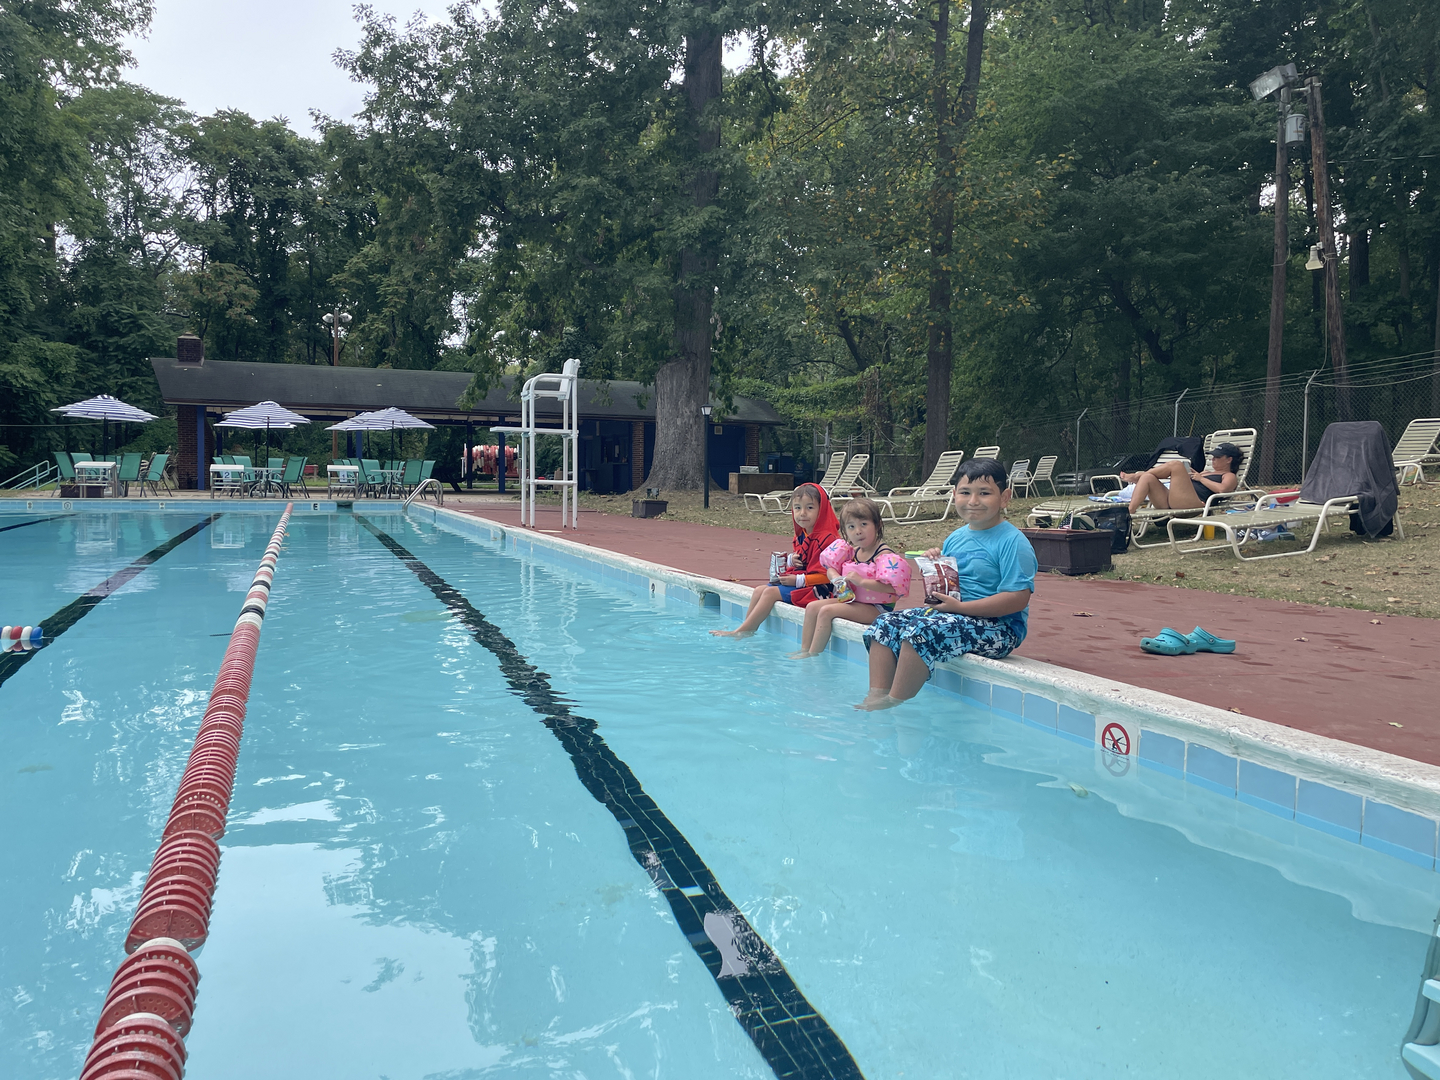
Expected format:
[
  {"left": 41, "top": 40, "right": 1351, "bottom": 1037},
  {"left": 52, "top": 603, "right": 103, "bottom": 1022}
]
[{"left": 74, "top": 460, "right": 118, "bottom": 497}]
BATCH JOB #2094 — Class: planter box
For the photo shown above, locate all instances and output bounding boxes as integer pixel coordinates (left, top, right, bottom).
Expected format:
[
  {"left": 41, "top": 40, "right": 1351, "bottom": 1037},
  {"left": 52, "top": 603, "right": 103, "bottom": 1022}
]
[
  {"left": 632, "top": 499, "right": 668, "bottom": 519},
  {"left": 729, "top": 472, "right": 793, "bottom": 495},
  {"left": 1019, "top": 527, "right": 1112, "bottom": 576}
]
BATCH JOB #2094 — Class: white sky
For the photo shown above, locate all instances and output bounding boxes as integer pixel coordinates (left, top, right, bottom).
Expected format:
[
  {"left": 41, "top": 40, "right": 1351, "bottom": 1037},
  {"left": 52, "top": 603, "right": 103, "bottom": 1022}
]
[
  {"left": 124, "top": 0, "right": 460, "bottom": 129},
  {"left": 124, "top": 1, "right": 754, "bottom": 132}
]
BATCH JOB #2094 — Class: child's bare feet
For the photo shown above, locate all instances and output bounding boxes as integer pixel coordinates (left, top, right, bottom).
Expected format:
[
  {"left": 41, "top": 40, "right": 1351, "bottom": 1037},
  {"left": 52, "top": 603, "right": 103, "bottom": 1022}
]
[
  {"left": 786, "top": 649, "right": 820, "bottom": 659},
  {"left": 854, "top": 694, "right": 901, "bottom": 711},
  {"left": 709, "top": 628, "right": 754, "bottom": 637}
]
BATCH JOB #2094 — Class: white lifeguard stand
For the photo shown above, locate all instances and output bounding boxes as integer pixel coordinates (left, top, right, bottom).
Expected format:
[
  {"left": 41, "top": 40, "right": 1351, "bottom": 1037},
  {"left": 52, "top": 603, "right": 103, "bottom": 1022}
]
[{"left": 491, "top": 359, "right": 581, "bottom": 529}]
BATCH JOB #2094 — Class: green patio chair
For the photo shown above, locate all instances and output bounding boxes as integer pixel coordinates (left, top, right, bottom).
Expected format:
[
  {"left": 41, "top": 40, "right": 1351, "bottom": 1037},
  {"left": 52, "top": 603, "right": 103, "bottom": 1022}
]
[
  {"left": 72, "top": 452, "right": 92, "bottom": 462},
  {"left": 279, "top": 456, "right": 310, "bottom": 497},
  {"left": 52, "top": 452, "right": 75, "bottom": 496},
  {"left": 117, "top": 453, "right": 142, "bottom": 495},
  {"left": 399, "top": 459, "right": 422, "bottom": 497},
  {"left": 138, "top": 453, "right": 170, "bottom": 496},
  {"left": 361, "top": 458, "right": 385, "bottom": 496}
]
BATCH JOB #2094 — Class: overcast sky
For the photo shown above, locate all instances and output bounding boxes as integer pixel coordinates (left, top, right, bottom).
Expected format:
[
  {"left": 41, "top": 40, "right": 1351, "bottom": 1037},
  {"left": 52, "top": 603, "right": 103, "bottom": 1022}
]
[
  {"left": 124, "top": 1, "right": 752, "bottom": 132},
  {"left": 124, "top": 0, "right": 459, "bottom": 130}
]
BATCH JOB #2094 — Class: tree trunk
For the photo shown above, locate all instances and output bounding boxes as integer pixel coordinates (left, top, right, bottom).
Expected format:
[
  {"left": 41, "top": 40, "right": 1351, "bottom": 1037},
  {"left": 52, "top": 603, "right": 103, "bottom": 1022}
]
[
  {"left": 1259, "top": 112, "right": 1288, "bottom": 485},
  {"left": 922, "top": 0, "right": 985, "bottom": 477},
  {"left": 646, "top": 11, "right": 722, "bottom": 490}
]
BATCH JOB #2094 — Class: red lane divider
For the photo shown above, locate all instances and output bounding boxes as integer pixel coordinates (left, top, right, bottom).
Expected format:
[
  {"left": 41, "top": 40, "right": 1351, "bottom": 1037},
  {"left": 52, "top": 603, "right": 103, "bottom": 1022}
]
[{"left": 81, "top": 504, "right": 293, "bottom": 1080}]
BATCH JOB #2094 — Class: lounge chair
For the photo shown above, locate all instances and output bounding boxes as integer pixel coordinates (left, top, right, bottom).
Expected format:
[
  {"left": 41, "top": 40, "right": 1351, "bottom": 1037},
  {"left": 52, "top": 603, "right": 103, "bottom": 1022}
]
[
  {"left": 1027, "top": 428, "right": 1258, "bottom": 547},
  {"left": 874, "top": 450, "right": 966, "bottom": 524},
  {"left": 1008, "top": 459, "right": 1032, "bottom": 495},
  {"left": 138, "top": 453, "right": 170, "bottom": 497},
  {"left": 1018, "top": 455, "right": 1059, "bottom": 498},
  {"left": 1167, "top": 421, "right": 1402, "bottom": 560},
  {"left": 973, "top": 446, "right": 1000, "bottom": 460},
  {"left": 824, "top": 453, "right": 871, "bottom": 501},
  {"left": 1391, "top": 417, "right": 1440, "bottom": 485},
  {"left": 72, "top": 452, "right": 92, "bottom": 463},
  {"left": 744, "top": 451, "right": 845, "bottom": 514},
  {"left": 52, "top": 451, "right": 76, "bottom": 495}
]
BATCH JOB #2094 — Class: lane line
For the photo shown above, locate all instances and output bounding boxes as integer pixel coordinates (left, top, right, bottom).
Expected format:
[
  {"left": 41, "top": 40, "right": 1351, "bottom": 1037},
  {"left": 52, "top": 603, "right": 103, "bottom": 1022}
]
[
  {"left": 0, "top": 514, "right": 72, "bottom": 534},
  {"left": 357, "top": 516, "right": 865, "bottom": 1080},
  {"left": 0, "top": 514, "right": 221, "bottom": 689}
]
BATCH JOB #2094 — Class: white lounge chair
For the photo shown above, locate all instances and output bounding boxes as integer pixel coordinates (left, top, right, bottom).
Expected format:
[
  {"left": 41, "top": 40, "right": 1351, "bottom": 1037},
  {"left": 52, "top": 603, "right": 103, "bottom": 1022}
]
[
  {"left": 1026, "top": 428, "right": 1258, "bottom": 547},
  {"left": 875, "top": 450, "right": 966, "bottom": 524},
  {"left": 1008, "top": 459, "right": 1032, "bottom": 495},
  {"left": 1392, "top": 418, "right": 1440, "bottom": 485},
  {"left": 743, "top": 452, "right": 845, "bottom": 514},
  {"left": 1017, "top": 455, "right": 1059, "bottom": 497},
  {"left": 824, "top": 453, "right": 871, "bottom": 500},
  {"left": 973, "top": 446, "right": 1000, "bottom": 460},
  {"left": 1166, "top": 489, "right": 1403, "bottom": 561}
]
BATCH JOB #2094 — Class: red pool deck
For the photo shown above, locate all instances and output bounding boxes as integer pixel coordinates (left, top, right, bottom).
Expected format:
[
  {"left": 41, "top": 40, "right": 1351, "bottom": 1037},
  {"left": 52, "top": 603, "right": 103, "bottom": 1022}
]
[{"left": 458, "top": 503, "right": 1440, "bottom": 767}]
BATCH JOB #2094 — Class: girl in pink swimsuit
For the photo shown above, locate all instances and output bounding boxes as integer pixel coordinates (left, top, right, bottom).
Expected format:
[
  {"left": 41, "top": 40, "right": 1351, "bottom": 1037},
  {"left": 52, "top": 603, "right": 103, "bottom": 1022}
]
[{"left": 791, "top": 498, "right": 912, "bottom": 658}]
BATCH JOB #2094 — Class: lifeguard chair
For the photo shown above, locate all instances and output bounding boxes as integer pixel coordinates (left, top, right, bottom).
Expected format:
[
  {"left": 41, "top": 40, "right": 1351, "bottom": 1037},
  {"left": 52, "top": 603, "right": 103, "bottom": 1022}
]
[{"left": 492, "top": 359, "right": 581, "bottom": 528}]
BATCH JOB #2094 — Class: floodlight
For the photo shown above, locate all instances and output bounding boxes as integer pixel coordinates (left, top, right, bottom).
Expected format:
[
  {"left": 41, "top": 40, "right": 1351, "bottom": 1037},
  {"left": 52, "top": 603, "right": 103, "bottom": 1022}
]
[
  {"left": 1306, "top": 245, "right": 1324, "bottom": 271},
  {"left": 1249, "top": 63, "right": 1297, "bottom": 102}
]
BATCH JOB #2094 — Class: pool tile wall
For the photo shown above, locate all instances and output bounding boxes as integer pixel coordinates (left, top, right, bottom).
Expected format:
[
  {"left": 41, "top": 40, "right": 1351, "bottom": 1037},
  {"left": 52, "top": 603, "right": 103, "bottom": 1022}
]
[{"left": 425, "top": 507, "right": 1440, "bottom": 876}]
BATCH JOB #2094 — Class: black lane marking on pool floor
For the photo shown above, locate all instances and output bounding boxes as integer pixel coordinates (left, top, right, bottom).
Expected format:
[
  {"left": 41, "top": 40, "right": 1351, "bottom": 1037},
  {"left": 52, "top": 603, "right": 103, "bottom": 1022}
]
[
  {"left": 357, "top": 516, "right": 865, "bottom": 1080},
  {"left": 0, "top": 514, "right": 72, "bottom": 534},
  {"left": 0, "top": 514, "right": 221, "bottom": 690}
]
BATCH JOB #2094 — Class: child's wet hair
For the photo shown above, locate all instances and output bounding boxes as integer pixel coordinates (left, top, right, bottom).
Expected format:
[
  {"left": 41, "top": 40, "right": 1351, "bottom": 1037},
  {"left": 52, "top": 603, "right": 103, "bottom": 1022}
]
[
  {"left": 955, "top": 457, "right": 1009, "bottom": 490},
  {"left": 791, "top": 483, "right": 824, "bottom": 508},
  {"left": 840, "top": 497, "right": 885, "bottom": 541}
]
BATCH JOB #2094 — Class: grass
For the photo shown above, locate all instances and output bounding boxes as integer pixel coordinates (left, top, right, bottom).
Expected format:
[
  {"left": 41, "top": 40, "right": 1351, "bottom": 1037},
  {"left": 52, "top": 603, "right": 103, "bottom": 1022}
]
[{"left": 578, "top": 481, "right": 1440, "bottom": 620}]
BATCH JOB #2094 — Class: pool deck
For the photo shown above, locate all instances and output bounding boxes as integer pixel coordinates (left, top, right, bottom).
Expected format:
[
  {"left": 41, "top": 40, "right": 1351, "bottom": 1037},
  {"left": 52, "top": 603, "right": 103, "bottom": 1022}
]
[{"left": 451, "top": 499, "right": 1440, "bottom": 769}]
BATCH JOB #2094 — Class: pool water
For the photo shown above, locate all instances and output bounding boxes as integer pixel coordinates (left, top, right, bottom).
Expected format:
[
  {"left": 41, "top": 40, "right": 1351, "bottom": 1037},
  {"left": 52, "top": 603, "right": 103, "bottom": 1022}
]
[{"left": 2, "top": 508, "right": 1437, "bottom": 1079}]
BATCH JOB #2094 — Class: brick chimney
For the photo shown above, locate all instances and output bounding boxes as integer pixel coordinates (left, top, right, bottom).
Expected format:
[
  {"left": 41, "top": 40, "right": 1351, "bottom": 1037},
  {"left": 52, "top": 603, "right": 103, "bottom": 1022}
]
[{"left": 177, "top": 334, "right": 204, "bottom": 364}]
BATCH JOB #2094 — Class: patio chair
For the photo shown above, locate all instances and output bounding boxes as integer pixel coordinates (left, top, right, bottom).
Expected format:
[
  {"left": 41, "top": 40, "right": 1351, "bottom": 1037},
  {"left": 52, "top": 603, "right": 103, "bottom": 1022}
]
[
  {"left": 53, "top": 451, "right": 76, "bottom": 495},
  {"left": 1391, "top": 417, "right": 1440, "bottom": 485},
  {"left": 72, "top": 452, "right": 92, "bottom": 462},
  {"left": 1027, "top": 428, "right": 1258, "bottom": 548},
  {"left": 743, "top": 451, "right": 844, "bottom": 514},
  {"left": 1008, "top": 459, "right": 1032, "bottom": 496},
  {"left": 361, "top": 458, "right": 386, "bottom": 497},
  {"left": 278, "top": 456, "right": 310, "bottom": 497},
  {"left": 824, "top": 453, "right": 871, "bottom": 501},
  {"left": 116, "top": 452, "right": 142, "bottom": 495},
  {"left": 1022, "top": 455, "right": 1059, "bottom": 497},
  {"left": 398, "top": 459, "right": 422, "bottom": 497},
  {"left": 874, "top": 450, "right": 966, "bottom": 525},
  {"left": 973, "top": 446, "right": 1000, "bottom": 460},
  {"left": 138, "top": 453, "right": 170, "bottom": 496}
]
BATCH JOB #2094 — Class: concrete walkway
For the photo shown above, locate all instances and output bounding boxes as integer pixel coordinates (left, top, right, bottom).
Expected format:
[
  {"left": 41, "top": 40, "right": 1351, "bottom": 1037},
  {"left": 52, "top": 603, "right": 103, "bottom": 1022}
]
[{"left": 457, "top": 501, "right": 1440, "bottom": 768}]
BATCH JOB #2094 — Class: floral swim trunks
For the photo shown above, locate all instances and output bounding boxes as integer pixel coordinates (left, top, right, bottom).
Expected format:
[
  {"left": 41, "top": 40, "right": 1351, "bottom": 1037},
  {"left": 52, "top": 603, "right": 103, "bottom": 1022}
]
[{"left": 863, "top": 609, "right": 1021, "bottom": 668}]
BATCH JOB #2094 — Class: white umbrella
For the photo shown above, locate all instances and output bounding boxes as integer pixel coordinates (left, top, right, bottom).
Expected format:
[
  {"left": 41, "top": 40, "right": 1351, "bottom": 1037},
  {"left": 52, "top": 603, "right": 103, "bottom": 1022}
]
[
  {"left": 327, "top": 408, "right": 433, "bottom": 457},
  {"left": 216, "top": 400, "right": 311, "bottom": 461},
  {"left": 52, "top": 394, "right": 158, "bottom": 454}
]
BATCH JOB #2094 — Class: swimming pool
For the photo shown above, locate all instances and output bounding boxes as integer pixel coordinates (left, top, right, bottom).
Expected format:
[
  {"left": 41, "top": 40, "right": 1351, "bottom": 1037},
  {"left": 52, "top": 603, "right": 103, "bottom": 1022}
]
[{"left": 3, "top": 505, "right": 1437, "bottom": 1078}]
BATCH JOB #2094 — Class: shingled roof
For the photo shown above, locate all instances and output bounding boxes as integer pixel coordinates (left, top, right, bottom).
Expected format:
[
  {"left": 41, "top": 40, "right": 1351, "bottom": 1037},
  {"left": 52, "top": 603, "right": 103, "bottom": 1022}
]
[{"left": 150, "top": 356, "right": 784, "bottom": 426}]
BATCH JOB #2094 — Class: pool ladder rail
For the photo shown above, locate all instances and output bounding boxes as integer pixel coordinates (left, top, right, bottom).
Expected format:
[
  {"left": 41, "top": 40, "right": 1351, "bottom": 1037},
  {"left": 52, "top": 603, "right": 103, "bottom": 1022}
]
[
  {"left": 1406, "top": 978, "right": 1440, "bottom": 1078},
  {"left": 402, "top": 477, "right": 443, "bottom": 509}
]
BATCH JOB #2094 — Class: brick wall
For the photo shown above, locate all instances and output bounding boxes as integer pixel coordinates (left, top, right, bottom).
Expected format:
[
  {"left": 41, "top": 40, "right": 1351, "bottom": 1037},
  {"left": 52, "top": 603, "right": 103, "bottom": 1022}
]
[
  {"left": 176, "top": 405, "right": 214, "bottom": 490},
  {"left": 745, "top": 424, "right": 760, "bottom": 467},
  {"left": 631, "top": 421, "right": 646, "bottom": 490}
]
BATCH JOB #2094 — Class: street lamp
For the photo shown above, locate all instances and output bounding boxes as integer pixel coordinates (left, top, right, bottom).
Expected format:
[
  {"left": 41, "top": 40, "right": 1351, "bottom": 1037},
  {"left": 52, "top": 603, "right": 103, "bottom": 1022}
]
[
  {"left": 323, "top": 307, "right": 352, "bottom": 458},
  {"left": 700, "top": 403, "right": 713, "bottom": 509}
]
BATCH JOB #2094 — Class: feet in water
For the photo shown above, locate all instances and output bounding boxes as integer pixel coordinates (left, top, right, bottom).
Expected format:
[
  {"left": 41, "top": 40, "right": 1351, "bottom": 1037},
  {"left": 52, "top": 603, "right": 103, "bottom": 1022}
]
[
  {"left": 786, "top": 649, "right": 819, "bottom": 660},
  {"left": 709, "top": 628, "right": 755, "bottom": 638},
  {"left": 853, "top": 689, "right": 901, "bottom": 711}
]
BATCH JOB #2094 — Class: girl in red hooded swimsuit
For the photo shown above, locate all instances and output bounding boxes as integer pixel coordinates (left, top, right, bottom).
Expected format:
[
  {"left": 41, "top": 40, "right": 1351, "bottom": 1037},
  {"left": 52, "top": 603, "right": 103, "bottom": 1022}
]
[{"left": 710, "top": 483, "right": 840, "bottom": 637}]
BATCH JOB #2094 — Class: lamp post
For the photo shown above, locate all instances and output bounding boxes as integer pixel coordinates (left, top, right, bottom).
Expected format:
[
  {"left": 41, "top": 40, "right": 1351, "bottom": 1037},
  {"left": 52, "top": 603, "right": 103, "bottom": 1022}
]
[
  {"left": 322, "top": 307, "right": 351, "bottom": 458},
  {"left": 700, "top": 403, "right": 713, "bottom": 508}
]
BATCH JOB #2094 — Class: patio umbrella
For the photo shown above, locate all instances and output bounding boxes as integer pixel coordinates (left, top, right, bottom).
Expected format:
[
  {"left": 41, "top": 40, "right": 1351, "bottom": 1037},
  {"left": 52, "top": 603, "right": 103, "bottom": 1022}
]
[
  {"left": 327, "top": 408, "right": 434, "bottom": 458},
  {"left": 51, "top": 395, "right": 158, "bottom": 454},
  {"left": 216, "top": 400, "right": 311, "bottom": 460}
]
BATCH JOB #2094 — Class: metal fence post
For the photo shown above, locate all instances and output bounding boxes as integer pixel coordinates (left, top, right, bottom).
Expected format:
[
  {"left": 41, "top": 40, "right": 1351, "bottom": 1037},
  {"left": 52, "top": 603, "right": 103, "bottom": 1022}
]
[
  {"left": 1074, "top": 408, "right": 1087, "bottom": 479},
  {"left": 1301, "top": 366, "right": 1322, "bottom": 483},
  {"left": 1173, "top": 388, "right": 1189, "bottom": 437}
]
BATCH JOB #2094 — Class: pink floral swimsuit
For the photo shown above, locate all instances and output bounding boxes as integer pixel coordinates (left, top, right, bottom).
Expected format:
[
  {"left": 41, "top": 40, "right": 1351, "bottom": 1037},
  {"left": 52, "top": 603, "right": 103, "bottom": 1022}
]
[{"left": 819, "top": 540, "right": 912, "bottom": 610}]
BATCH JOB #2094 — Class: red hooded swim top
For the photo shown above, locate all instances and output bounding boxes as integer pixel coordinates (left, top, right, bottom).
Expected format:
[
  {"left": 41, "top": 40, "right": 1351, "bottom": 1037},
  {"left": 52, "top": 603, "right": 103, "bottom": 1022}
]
[{"left": 789, "top": 485, "right": 840, "bottom": 591}]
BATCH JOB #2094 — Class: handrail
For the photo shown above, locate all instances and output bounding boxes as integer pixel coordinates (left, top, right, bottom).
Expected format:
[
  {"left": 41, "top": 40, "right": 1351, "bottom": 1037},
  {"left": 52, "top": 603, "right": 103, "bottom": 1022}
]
[
  {"left": 0, "top": 460, "right": 54, "bottom": 490},
  {"left": 402, "top": 477, "right": 443, "bottom": 509},
  {"left": 79, "top": 504, "right": 293, "bottom": 1080}
]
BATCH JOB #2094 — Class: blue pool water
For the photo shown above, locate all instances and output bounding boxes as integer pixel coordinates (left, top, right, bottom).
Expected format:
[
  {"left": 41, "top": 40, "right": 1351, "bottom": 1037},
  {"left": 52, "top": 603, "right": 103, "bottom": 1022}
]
[{"left": 2, "top": 508, "right": 1438, "bottom": 1079}]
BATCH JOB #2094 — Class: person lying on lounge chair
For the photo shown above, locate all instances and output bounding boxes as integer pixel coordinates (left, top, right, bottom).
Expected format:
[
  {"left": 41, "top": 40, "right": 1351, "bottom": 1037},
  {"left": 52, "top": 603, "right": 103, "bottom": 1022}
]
[{"left": 1121, "top": 443, "right": 1243, "bottom": 516}]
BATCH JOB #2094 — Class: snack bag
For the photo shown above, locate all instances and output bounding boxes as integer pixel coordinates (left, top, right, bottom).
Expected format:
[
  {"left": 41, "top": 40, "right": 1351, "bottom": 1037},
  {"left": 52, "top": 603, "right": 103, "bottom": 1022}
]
[
  {"left": 914, "top": 555, "right": 961, "bottom": 602},
  {"left": 830, "top": 578, "right": 856, "bottom": 603}
]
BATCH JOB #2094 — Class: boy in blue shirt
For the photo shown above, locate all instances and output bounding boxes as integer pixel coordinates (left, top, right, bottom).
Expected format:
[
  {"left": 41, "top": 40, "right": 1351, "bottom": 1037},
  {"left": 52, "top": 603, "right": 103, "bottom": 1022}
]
[{"left": 857, "top": 458, "right": 1038, "bottom": 710}]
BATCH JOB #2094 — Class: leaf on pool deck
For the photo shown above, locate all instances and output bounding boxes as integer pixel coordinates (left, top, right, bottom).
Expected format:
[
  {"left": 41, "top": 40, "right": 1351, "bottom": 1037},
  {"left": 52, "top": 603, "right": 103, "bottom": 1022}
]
[
  {"left": 1071, "top": 611, "right": 1094, "bottom": 617},
  {"left": 1294, "top": 636, "right": 1308, "bottom": 641},
  {"left": 1229, "top": 707, "right": 1244, "bottom": 713},
  {"left": 1390, "top": 722, "right": 1405, "bottom": 728},
  {"left": 1371, "top": 619, "right": 1382, "bottom": 624}
]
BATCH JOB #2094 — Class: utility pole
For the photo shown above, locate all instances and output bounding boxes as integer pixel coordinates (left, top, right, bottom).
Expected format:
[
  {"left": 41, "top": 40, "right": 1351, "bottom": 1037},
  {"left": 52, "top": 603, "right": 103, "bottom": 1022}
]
[
  {"left": 323, "top": 306, "right": 352, "bottom": 459},
  {"left": 1306, "top": 77, "right": 1351, "bottom": 420},
  {"left": 1249, "top": 64, "right": 1302, "bottom": 484}
]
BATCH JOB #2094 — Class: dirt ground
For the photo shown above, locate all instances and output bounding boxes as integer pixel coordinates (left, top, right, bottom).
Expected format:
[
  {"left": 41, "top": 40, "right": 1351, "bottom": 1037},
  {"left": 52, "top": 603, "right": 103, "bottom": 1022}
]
[{"left": 578, "top": 481, "right": 1440, "bottom": 620}]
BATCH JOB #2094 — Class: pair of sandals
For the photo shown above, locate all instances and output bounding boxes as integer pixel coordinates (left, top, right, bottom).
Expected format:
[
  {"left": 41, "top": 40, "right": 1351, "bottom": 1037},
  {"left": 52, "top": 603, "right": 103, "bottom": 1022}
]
[{"left": 1140, "top": 626, "right": 1236, "bottom": 655}]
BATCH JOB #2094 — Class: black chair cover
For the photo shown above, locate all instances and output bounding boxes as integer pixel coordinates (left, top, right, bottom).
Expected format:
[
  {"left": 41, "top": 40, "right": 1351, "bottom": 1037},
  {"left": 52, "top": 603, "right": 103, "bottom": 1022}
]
[{"left": 1298, "top": 421, "right": 1398, "bottom": 537}]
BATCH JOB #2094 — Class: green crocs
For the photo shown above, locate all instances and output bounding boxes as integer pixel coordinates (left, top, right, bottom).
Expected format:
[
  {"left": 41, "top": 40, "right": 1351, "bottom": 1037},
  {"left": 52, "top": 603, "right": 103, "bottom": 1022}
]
[
  {"left": 1186, "top": 627, "right": 1236, "bottom": 654},
  {"left": 1140, "top": 628, "right": 1195, "bottom": 655}
]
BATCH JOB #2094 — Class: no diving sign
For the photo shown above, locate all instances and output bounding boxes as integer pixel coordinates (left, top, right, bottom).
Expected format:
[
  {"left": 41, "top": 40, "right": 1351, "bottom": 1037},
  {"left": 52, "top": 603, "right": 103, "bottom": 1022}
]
[{"left": 1101, "top": 722, "right": 1131, "bottom": 756}]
